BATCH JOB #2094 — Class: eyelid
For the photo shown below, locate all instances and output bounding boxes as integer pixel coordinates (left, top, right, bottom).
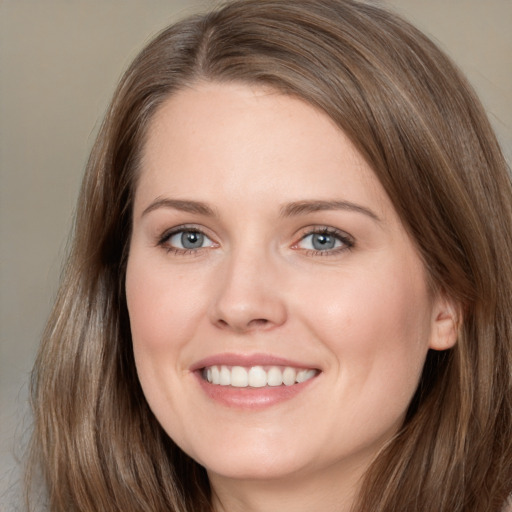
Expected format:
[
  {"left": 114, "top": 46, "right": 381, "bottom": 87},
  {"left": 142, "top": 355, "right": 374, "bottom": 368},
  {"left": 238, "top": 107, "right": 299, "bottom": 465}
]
[
  {"left": 156, "top": 224, "right": 218, "bottom": 253},
  {"left": 155, "top": 224, "right": 353, "bottom": 256},
  {"left": 292, "top": 226, "right": 355, "bottom": 254},
  {"left": 157, "top": 224, "right": 204, "bottom": 244}
]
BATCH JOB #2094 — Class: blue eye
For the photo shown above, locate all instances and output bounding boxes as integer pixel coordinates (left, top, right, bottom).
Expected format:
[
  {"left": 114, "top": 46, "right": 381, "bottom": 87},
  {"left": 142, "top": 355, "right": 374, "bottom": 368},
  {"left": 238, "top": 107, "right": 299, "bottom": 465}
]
[
  {"left": 162, "top": 229, "right": 215, "bottom": 251},
  {"left": 305, "top": 233, "right": 340, "bottom": 250},
  {"left": 297, "top": 229, "right": 353, "bottom": 253}
]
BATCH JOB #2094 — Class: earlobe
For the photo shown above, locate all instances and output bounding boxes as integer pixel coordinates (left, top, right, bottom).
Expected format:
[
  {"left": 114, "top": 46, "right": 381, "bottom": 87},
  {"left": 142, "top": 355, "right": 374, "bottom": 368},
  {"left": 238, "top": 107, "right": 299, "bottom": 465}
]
[{"left": 429, "top": 294, "right": 461, "bottom": 351}]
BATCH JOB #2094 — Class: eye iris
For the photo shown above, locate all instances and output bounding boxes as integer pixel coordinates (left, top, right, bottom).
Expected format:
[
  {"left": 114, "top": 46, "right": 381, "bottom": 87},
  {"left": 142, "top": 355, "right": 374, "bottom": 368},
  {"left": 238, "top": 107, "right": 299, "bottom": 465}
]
[
  {"left": 312, "top": 233, "right": 336, "bottom": 250},
  {"left": 181, "top": 231, "right": 204, "bottom": 249}
]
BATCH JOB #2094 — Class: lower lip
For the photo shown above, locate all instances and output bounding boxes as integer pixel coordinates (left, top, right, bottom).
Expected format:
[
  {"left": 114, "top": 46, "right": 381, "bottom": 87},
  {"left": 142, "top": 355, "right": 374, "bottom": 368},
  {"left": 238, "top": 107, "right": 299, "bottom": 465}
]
[{"left": 194, "top": 372, "right": 319, "bottom": 409}]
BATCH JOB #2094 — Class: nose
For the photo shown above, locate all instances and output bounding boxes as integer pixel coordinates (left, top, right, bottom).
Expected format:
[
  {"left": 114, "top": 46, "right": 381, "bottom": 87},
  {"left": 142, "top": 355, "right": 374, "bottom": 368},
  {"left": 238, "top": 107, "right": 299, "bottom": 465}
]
[{"left": 209, "top": 248, "right": 288, "bottom": 333}]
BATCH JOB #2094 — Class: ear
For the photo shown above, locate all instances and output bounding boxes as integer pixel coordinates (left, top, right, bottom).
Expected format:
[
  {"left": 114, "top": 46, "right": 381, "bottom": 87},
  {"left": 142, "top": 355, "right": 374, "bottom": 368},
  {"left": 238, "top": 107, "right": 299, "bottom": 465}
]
[{"left": 428, "top": 293, "right": 461, "bottom": 351}]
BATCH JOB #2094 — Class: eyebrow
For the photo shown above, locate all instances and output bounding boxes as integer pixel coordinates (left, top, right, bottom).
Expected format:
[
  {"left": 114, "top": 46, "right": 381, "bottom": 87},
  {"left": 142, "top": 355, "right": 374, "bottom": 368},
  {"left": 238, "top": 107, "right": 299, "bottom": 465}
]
[
  {"left": 280, "top": 200, "right": 380, "bottom": 221},
  {"left": 142, "top": 198, "right": 216, "bottom": 217},
  {"left": 141, "top": 197, "right": 380, "bottom": 222}
]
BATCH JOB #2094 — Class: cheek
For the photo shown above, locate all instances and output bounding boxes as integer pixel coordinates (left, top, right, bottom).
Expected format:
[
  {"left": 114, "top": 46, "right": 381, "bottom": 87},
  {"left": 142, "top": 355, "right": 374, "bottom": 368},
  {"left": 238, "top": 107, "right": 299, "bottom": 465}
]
[
  {"left": 302, "top": 262, "right": 433, "bottom": 395},
  {"left": 124, "top": 252, "right": 211, "bottom": 446},
  {"left": 125, "top": 254, "right": 210, "bottom": 356},
  {"left": 124, "top": 251, "right": 217, "bottom": 432}
]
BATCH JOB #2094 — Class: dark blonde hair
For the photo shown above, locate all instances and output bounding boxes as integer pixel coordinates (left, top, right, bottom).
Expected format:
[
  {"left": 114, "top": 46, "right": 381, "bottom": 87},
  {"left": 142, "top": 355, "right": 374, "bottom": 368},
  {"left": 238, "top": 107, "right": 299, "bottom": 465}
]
[{"left": 28, "top": 1, "right": 512, "bottom": 510}]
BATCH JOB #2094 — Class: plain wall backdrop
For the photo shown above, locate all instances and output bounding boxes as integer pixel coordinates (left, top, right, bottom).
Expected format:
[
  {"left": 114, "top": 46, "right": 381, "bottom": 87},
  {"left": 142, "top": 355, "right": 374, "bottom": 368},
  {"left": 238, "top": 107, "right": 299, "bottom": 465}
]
[{"left": 1, "top": 0, "right": 511, "bottom": 508}]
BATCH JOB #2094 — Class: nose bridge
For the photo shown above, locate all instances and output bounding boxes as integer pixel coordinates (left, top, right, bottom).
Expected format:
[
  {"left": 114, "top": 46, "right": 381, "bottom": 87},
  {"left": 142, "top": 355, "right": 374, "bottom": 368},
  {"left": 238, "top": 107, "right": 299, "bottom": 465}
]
[{"left": 210, "top": 241, "right": 287, "bottom": 332}]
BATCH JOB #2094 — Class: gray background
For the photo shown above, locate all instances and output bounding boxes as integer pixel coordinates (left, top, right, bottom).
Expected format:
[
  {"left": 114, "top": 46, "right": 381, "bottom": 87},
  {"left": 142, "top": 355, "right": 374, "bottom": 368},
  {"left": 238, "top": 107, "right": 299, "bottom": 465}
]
[{"left": 1, "top": 0, "right": 511, "bottom": 508}]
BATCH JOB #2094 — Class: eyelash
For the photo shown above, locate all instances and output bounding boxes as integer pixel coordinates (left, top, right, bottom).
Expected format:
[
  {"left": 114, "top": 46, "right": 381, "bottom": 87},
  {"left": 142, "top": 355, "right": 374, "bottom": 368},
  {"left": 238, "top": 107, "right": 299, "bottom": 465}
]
[
  {"left": 157, "top": 225, "right": 214, "bottom": 256},
  {"left": 156, "top": 225, "right": 355, "bottom": 256},
  {"left": 295, "top": 227, "right": 355, "bottom": 257}
]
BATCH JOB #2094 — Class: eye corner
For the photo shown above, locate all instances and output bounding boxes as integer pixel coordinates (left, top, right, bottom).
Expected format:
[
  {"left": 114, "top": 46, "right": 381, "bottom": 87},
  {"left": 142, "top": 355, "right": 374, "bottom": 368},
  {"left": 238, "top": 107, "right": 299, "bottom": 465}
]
[
  {"left": 292, "top": 226, "right": 355, "bottom": 256},
  {"left": 156, "top": 225, "right": 218, "bottom": 255}
]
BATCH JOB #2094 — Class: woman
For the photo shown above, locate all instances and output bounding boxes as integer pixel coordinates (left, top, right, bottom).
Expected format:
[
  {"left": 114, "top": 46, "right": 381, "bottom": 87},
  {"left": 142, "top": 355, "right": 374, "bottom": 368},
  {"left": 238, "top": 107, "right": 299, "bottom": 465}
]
[{"left": 27, "top": 0, "right": 512, "bottom": 510}]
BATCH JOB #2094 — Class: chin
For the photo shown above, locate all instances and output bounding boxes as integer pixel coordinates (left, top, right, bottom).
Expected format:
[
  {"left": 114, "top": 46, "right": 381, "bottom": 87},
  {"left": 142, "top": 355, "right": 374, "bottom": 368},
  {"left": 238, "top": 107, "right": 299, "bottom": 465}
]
[{"left": 185, "top": 438, "right": 313, "bottom": 482}]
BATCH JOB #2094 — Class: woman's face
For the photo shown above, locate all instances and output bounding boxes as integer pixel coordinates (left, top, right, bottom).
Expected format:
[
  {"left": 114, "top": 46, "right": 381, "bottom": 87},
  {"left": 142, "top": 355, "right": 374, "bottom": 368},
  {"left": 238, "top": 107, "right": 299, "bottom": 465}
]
[{"left": 126, "top": 82, "right": 456, "bottom": 487}]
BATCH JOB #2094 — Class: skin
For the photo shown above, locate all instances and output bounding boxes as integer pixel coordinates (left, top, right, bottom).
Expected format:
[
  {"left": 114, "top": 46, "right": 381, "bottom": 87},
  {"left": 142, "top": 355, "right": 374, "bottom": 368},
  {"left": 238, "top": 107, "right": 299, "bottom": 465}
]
[{"left": 125, "top": 82, "right": 458, "bottom": 512}]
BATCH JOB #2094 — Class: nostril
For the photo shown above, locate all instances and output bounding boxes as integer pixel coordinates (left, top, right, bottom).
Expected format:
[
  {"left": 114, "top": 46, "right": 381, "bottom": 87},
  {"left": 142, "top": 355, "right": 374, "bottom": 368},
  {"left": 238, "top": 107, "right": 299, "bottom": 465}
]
[
  {"left": 249, "top": 319, "right": 270, "bottom": 327},
  {"left": 214, "top": 317, "right": 271, "bottom": 332}
]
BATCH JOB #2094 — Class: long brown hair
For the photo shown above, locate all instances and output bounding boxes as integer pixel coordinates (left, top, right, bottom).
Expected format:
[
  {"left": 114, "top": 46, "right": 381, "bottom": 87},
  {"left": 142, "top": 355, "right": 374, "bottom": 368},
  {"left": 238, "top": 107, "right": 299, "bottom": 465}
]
[{"left": 27, "top": 1, "right": 512, "bottom": 510}]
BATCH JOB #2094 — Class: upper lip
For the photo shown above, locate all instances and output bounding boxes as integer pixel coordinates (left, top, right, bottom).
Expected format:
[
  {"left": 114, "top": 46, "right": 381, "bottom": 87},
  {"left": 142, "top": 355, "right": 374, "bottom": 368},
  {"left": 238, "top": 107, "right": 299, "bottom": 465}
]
[{"left": 190, "top": 353, "right": 321, "bottom": 372}]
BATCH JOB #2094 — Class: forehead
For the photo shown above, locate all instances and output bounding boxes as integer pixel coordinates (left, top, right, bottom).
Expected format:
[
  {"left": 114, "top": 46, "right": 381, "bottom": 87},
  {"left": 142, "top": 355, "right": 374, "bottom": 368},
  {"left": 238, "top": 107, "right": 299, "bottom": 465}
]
[{"left": 136, "top": 81, "right": 390, "bottom": 219}]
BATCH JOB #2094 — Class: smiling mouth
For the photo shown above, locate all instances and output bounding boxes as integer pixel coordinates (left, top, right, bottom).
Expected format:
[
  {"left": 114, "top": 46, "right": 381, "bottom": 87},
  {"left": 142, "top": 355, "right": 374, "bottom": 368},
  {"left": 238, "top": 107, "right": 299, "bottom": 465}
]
[{"left": 202, "top": 365, "right": 319, "bottom": 388}]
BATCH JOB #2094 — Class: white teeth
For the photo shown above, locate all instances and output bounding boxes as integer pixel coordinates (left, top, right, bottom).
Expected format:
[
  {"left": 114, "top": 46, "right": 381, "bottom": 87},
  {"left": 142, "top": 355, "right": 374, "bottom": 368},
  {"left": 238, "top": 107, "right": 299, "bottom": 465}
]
[
  {"left": 248, "top": 366, "right": 267, "bottom": 387},
  {"left": 219, "top": 365, "right": 231, "bottom": 385},
  {"left": 296, "top": 369, "right": 317, "bottom": 383},
  {"left": 282, "top": 367, "right": 296, "bottom": 386},
  {"left": 231, "top": 366, "right": 249, "bottom": 387},
  {"left": 267, "top": 366, "right": 283, "bottom": 386},
  {"left": 203, "top": 365, "right": 317, "bottom": 387}
]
